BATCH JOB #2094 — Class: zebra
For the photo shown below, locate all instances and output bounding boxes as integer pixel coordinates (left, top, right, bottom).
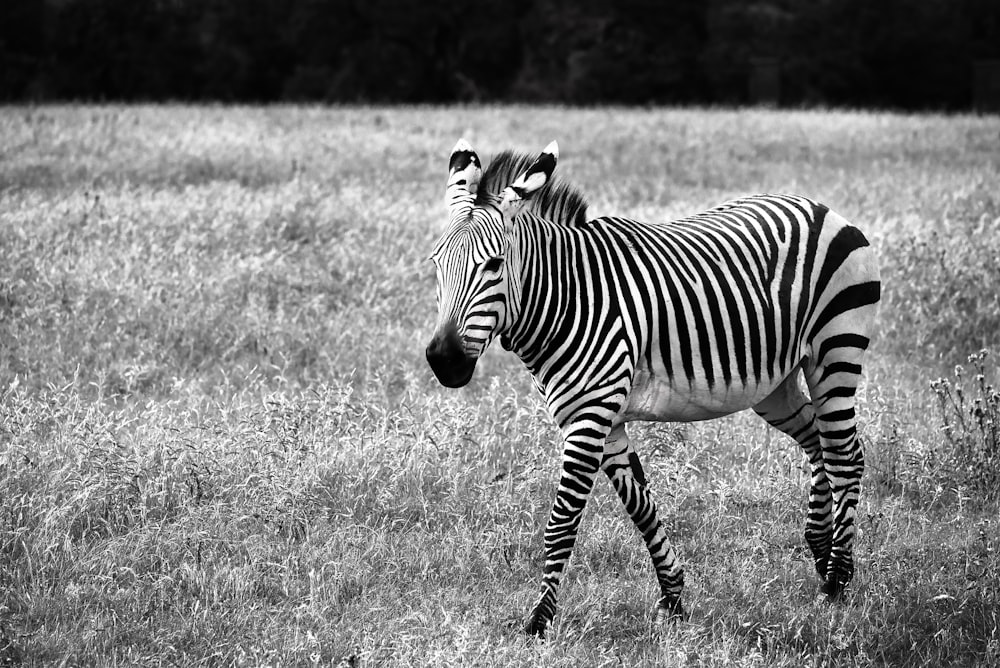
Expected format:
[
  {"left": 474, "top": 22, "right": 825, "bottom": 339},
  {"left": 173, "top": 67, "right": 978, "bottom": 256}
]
[{"left": 425, "top": 139, "right": 880, "bottom": 636}]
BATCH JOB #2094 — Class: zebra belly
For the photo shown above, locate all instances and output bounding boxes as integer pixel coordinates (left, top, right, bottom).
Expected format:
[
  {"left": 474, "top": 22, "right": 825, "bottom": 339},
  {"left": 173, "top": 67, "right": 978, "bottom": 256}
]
[{"left": 622, "top": 367, "right": 781, "bottom": 423}]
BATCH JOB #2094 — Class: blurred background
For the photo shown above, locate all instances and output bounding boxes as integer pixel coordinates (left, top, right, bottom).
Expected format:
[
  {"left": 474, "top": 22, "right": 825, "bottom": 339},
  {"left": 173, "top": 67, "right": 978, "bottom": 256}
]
[{"left": 3, "top": 0, "right": 1000, "bottom": 109}]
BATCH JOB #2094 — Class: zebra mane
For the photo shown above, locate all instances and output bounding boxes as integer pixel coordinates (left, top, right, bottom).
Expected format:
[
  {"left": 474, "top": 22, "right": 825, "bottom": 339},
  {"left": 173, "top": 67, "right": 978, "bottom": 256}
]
[{"left": 476, "top": 150, "right": 588, "bottom": 226}]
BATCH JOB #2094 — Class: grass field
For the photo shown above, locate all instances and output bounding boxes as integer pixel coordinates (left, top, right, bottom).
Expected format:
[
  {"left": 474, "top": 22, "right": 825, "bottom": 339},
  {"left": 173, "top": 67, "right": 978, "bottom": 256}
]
[{"left": 1, "top": 105, "right": 999, "bottom": 666}]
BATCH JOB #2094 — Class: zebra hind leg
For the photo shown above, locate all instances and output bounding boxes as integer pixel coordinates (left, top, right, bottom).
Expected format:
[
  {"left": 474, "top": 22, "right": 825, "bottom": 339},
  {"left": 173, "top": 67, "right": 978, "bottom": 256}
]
[
  {"left": 804, "top": 344, "right": 867, "bottom": 601},
  {"left": 753, "top": 371, "right": 833, "bottom": 581},
  {"left": 601, "top": 425, "right": 686, "bottom": 625}
]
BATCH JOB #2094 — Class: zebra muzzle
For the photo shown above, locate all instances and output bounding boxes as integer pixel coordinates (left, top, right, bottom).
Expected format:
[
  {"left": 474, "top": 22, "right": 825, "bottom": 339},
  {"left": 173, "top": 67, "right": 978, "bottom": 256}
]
[{"left": 426, "top": 326, "right": 477, "bottom": 388}]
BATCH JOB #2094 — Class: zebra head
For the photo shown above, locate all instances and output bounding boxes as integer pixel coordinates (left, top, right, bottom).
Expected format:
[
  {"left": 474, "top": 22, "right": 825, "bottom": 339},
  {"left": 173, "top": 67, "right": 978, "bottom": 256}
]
[{"left": 425, "top": 138, "right": 558, "bottom": 387}]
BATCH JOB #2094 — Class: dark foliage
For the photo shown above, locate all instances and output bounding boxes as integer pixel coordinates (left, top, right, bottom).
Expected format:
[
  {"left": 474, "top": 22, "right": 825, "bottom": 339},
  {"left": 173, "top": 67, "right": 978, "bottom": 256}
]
[{"left": 1, "top": 0, "right": 998, "bottom": 107}]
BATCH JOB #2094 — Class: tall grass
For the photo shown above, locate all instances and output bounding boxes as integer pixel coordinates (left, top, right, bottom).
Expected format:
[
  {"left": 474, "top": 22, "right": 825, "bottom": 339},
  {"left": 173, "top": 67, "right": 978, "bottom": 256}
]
[{"left": 1, "top": 106, "right": 999, "bottom": 666}]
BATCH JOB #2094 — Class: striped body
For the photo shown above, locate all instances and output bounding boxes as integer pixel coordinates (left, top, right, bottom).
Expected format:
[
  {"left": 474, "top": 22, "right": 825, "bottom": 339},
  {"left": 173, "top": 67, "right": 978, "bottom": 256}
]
[
  {"left": 504, "top": 196, "right": 878, "bottom": 424},
  {"left": 426, "top": 141, "right": 879, "bottom": 635}
]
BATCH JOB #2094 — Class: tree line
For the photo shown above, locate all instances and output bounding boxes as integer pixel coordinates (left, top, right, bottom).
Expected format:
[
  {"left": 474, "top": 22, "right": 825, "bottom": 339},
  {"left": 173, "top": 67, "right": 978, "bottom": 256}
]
[{"left": 2, "top": 0, "right": 999, "bottom": 108}]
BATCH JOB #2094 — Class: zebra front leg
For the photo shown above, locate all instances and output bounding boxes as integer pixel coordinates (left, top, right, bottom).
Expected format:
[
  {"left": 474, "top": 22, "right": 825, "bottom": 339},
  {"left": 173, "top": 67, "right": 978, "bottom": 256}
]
[
  {"left": 524, "top": 433, "right": 603, "bottom": 637},
  {"left": 600, "top": 424, "right": 685, "bottom": 624}
]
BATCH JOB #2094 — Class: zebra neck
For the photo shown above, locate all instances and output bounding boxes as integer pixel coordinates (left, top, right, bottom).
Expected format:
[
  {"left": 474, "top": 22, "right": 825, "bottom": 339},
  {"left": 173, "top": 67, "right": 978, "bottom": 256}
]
[{"left": 501, "top": 220, "right": 578, "bottom": 372}]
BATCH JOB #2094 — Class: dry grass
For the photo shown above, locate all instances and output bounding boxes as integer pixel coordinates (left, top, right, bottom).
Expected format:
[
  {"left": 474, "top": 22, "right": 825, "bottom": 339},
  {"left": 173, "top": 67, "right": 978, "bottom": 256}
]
[{"left": 1, "top": 105, "right": 999, "bottom": 666}]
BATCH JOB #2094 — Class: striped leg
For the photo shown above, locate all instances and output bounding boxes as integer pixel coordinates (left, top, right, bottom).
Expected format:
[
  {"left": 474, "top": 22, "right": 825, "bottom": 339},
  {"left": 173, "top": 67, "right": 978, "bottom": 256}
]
[
  {"left": 601, "top": 425, "right": 685, "bottom": 623},
  {"left": 804, "top": 340, "right": 867, "bottom": 600},
  {"left": 753, "top": 371, "right": 832, "bottom": 580},
  {"left": 524, "top": 429, "right": 604, "bottom": 636}
]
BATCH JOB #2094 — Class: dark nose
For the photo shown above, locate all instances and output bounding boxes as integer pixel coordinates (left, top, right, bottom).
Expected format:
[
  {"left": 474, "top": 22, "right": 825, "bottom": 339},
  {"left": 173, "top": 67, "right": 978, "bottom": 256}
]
[{"left": 425, "top": 324, "right": 476, "bottom": 388}]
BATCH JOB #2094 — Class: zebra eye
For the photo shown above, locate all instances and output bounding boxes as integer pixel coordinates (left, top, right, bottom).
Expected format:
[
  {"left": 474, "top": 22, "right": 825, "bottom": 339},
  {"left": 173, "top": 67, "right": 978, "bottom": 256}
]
[{"left": 483, "top": 257, "right": 503, "bottom": 273}]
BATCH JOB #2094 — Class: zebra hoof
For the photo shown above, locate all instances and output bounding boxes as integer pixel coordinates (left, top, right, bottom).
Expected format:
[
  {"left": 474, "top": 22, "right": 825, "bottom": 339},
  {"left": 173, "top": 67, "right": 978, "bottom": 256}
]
[
  {"left": 523, "top": 615, "right": 547, "bottom": 638},
  {"left": 653, "top": 597, "right": 687, "bottom": 625},
  {"left": 820, "top": 578, "right": 846, "bottom": 602}
]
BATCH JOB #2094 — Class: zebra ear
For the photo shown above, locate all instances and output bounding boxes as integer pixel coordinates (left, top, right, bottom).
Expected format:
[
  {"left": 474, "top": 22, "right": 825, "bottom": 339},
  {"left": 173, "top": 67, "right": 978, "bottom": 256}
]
[
  {"left": 500, "top": 141, "right": 558, "bottom": 222},
  {"left": 446, "top": 138, "right": 482, "bottom": 220}
]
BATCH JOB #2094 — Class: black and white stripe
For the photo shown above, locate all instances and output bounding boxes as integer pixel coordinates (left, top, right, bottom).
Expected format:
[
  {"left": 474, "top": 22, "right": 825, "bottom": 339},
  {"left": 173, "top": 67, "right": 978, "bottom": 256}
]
[{"left": 425, "top": 140, "right": 880, "bottom": 635}]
